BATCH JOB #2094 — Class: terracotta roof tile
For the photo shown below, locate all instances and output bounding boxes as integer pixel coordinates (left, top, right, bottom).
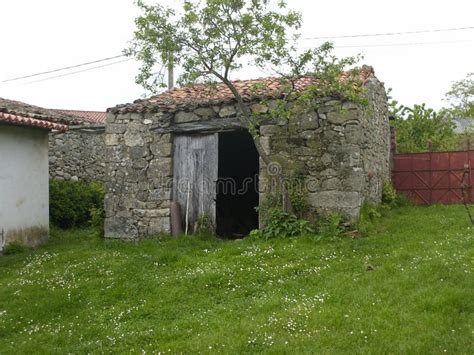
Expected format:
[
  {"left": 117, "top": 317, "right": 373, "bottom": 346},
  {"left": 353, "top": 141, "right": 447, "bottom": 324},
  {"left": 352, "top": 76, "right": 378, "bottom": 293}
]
[
  {"left": 0, "top": 98, "right": 82, "bottom": 125},
  {"left": 0, "top": 112, "right": 68, "bottom": 131},
  {"left": 110, "top": 66, "right": 375, "bottom": 114},
  {"left": 53, "top": 109, "right": 106, "bottom": 123}
]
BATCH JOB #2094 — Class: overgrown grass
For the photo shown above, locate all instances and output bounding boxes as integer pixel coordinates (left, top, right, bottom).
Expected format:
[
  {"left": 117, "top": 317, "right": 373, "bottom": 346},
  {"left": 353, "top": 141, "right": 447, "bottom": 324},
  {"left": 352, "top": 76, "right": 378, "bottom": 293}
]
[{"left": 0, "top": 205, "right": 473, "bottom": 353}]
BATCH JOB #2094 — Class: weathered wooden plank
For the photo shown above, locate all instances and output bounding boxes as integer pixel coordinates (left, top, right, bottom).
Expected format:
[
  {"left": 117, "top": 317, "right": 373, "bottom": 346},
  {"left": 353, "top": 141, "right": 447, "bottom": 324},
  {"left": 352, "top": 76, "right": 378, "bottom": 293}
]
[
  {"left": 173, "top": 134, "right": 218, "bottom": 233},
  {"left": 151, "top": 118, "right": 247, "bottom": 134},
  {"left": 67, "top": 124, "right": 106, "bottom": 132}
]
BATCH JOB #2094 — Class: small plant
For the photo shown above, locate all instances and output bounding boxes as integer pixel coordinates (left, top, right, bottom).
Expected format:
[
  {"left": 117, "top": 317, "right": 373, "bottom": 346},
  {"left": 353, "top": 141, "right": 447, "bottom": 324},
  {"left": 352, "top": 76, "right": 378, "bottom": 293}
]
[
  {"left": 382, "top": 180, "right": 397, "bottom": 206},
  {"left": 89, "top": 207, "right": 105, "bottom": 237},
  {"left": 356, "top": 202, "right": 381, "bottom": 236},
  {"left": 288, "top": 171, "right": 312, "bottom": 219},
  {"left": 317, "top": 212, "right": 344, "bottom": 238},
  {"left": 252, "top": 208, "right": 314, "bottom": 240},
  {"left": 2, "top": 241, "right": 28, "bottom": 255},
  {"left": 195, "top": 214, "right": 214, "bottom": 236},
  {"left": 382, "top": 180, "right": 412, "bottom": 208}
]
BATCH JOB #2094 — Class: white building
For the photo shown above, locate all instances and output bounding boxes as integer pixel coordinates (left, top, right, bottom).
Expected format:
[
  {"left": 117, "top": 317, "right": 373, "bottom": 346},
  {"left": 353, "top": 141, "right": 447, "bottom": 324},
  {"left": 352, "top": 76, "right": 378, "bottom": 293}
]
[{"left": 0, "top": 99, "right": 68, "bottom": 252}]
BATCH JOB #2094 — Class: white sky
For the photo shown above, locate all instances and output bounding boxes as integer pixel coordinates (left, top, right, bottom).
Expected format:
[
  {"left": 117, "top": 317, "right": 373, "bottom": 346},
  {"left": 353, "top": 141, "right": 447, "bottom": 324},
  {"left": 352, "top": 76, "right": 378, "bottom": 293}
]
[{"left": 0, "top": 0, "right": 472, "bottom": 111}]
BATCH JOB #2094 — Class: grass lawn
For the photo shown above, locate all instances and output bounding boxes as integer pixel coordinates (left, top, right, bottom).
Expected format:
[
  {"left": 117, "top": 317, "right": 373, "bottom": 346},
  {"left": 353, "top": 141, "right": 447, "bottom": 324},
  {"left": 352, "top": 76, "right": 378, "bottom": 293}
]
[{"left": 0, "top": 205, "right": 473, "bottom": 353}]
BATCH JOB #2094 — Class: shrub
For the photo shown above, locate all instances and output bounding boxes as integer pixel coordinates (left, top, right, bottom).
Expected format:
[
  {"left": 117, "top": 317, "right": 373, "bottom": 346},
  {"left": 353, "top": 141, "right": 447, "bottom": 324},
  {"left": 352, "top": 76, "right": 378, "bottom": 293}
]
[
  {"left": 382, "top": 180, "right": 397, "bottom": 205},
  {"left": 50, "top": 180, "right": 105, "bottom": 229},
  {"left": 382, "top": 180, "right": 413, "bottom": 208},
  {"left": 250, "top": 208, "right": 314, "bottom": 240}
]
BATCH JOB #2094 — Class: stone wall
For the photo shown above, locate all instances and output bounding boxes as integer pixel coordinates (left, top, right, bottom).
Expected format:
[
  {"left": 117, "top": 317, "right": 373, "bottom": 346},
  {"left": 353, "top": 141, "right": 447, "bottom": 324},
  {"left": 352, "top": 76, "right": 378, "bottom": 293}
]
[
  {"left": 258, "top": 76, "right": 389, "bottom": 220},
  {"left": 104, "top": 77, "right": 389, "bottom": 239},
  {"left": 104, "top": 112, "right": 173, "bottom": 239},
  {"left": 49, "top": 129, "right": 105, "bottom": 182}
]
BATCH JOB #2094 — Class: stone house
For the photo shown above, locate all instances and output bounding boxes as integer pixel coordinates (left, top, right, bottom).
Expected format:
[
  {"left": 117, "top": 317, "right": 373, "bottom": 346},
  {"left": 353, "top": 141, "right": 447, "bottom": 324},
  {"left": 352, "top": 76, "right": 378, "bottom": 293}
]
[
  {"left": 104, "top": 66, "right": 390, "bottom": 239},
  {"left": 0, "top": 98, "right": 68, "bottom": 251}
]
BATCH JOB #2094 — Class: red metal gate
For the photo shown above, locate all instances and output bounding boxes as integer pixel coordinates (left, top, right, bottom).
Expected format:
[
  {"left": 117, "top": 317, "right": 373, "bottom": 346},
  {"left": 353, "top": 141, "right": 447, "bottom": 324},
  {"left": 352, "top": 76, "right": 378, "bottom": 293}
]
[{"left": 392, "top": 150, "right": 474, "bottom": 205}]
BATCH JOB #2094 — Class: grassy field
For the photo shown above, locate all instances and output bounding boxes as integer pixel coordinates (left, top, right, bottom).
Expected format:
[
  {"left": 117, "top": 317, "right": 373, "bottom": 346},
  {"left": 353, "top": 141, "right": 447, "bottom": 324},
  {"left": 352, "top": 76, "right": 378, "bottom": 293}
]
[{"left": 0, "top": 205, "right": 473, "bottom": 353}]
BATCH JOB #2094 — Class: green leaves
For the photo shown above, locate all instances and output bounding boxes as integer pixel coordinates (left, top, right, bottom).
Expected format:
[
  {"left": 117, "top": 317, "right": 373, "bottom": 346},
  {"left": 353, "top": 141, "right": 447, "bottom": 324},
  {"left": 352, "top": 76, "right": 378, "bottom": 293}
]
[
  {"left": 127, "top": 0, "right": 303, "bottom": 91},
  {"left": 391, "top": 103, "right": 456, "bottom": 153},
  {"left": 442, "top": 72, "right": 474, "bottom": 119}
]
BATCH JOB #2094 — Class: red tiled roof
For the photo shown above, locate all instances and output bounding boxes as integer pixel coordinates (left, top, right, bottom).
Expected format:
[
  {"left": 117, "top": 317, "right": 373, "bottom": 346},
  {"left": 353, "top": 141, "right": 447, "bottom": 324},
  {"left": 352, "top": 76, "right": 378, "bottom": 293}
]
[
  {"left": 110, "top": 66, "right": 375, "bottom": 114},
  {"left": 54, "top": 109, "right": 106, "bottom": 123},
  {"left": 0, "top": 112, "right": 68, "bottom": 131},
  {"left": 0, "top": 97, "right": 83, "bottom": 124}
]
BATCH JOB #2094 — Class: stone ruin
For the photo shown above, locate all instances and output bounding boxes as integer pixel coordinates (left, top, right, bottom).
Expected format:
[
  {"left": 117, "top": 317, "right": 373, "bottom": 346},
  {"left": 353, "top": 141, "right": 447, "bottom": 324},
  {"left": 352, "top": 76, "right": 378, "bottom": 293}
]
[{"left": 103, "top": 67, "right": 390, "bottom": 239}]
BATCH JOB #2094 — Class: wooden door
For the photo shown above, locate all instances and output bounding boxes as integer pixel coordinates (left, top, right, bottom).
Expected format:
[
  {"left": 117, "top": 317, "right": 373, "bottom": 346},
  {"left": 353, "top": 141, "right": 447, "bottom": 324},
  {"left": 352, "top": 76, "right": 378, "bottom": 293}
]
[{"left": 173, "top": 134, "right": 218, "bottom": 233}]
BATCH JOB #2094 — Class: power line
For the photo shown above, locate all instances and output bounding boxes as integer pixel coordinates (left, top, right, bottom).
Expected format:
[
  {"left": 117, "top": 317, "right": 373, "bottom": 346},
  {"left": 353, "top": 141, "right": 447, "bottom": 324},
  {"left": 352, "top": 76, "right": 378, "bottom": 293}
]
[
  {"left": 23, "top": 58, "right": 133, "bottom": 84},
  {"left": 301, "top": 26, "right": 474, "bottom": 40},
  {"left": 2, "top": 26, "right": 473, "bottom": 85},
  {"left": 335, "top": 39, "right": 473, "bottom": 48},
  {"left": 1, "top": 54, "right": 126, "bottom": 83}
]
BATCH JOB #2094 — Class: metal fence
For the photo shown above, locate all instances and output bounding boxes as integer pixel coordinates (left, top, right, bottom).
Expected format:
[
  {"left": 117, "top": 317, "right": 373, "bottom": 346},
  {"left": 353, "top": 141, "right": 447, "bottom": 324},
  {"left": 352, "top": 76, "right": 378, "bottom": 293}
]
[{"left": 392, "top": 150, "right": 474, "bottom": 205}]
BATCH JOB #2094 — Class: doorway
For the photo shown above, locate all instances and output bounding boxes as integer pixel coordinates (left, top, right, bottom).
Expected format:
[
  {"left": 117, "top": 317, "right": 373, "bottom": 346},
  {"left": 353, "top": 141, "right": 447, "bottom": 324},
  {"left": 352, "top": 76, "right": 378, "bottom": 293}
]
[{"left": 216, "top": 130, "right": 259, "bottom": 238}]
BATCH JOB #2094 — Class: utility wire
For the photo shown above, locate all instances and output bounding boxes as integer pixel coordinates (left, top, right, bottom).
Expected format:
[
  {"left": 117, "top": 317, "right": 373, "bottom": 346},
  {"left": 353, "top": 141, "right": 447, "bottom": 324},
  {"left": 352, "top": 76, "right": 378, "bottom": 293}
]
[
  {"left": 2, "top": 26, "right": 473, "bottom": 85},
  {"left": 301, "top": 26, "right": 474, "bottom": 40},
  {"left": 335, "top": 39, "right": 473, "bottom": 48},
  {"left": 345, "top": 40, "right": 470, "bottom": 48},
  {"left": 2, "top": 54, "right": 126, "bottom": 83},
  {"left": 23, "top": 58, "right": 133, "bottom": 84}
]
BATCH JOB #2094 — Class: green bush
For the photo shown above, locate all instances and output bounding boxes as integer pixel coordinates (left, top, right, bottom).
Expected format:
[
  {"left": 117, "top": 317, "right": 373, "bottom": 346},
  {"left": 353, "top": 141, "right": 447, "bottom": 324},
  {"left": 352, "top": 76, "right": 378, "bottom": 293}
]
[
  {"left": 382, "top": 180, "right": 397, "bottom": 205},
  {"left": 250, "top": 208, "right": 314, "bottom": 240},
  {"left": 382, "top": 180, "right": 413, "bottom": 208},
  {"left": 50, "top": 180, "right": 105, "bottom": 229}
]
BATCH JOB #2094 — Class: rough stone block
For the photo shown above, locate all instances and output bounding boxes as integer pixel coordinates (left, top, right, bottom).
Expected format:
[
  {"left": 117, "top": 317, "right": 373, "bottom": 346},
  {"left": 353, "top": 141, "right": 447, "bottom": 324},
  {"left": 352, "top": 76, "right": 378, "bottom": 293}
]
[
  {"left": 150, "top": 142, "right": 172, "bottom": 157},
  {"left": 327, "top": 109, "right": 359, "bottom": 125},
  {"left": 148, "top": 217, "right": 171, "bottom": 235},
  {"left": 149, "top": 158, "right": 172, "bottom": 177},
  {"left": 104, "top": 217, "right": 138, "bottom": 239},
  {"left": 194, "top": 107, "right": 216, "bottom": 119},
  {"left": 251, "top": 103, "right": 268, "bottom": 114},
  {"left": 219, "top": 105, "right": 237, "bottom": 118},
  {"left": 308, "top": 191, "right": 361, "bottom": 209},
  {"left": 124, "top": 131, "right": 144, "bottom": 147},
  {"left": 105, "top": 134, "right": 120, "bottom": 146},
  {"left": 175, "top": 111, "right": 200, "bottom": 123}
]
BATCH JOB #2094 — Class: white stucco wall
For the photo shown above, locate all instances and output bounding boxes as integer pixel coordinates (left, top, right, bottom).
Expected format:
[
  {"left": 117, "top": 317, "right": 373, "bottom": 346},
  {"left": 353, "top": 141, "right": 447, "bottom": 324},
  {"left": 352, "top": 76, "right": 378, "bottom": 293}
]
[{"left": 0, "top": 124, "right": 50, "bottom": 250}]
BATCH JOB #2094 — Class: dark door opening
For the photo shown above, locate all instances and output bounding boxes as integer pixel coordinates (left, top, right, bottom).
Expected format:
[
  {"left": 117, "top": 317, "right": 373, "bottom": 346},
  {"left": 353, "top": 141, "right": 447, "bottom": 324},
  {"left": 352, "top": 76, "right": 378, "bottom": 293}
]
[{"left": 216, "top": 130, "right": 259, "bottom": 238}]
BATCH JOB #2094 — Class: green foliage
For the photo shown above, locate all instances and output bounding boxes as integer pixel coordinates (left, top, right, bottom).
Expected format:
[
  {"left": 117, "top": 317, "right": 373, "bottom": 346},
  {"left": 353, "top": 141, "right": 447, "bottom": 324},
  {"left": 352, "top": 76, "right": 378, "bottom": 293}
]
[
  {"left": 89, "top": 207, "right": 105, "bottom": 237},
  {"left": 316, "top": 212, "right": 343, "bottom": 238},
  {"left": 356, "top": 203, "right": 381, "bottom": 236},
  {"left": 381, "top": 180, "right": 397, "bottom": 206},
  {"left": 251, "top": 208, "right": 314, "bottom": 240},
  {"left": 49, "top": 180, "right": 105, "bottom": 229},
  {"left": 442, "top": 72, "right": 474, "bottom": 119},
  {"left": 381, "top": 180, "right": 412, "bottom": 208},
  {"left": 195, "top": 214, "right": 214, "bottom": 236},
  {"left": 390, "top": 102, "right": 456, "bottom": 153},
  {"left": 2, "top": 241, "right": 28, "bottom": 255},
  {"left": 129, "top": 0, "right": 302, "bottom": 92}
]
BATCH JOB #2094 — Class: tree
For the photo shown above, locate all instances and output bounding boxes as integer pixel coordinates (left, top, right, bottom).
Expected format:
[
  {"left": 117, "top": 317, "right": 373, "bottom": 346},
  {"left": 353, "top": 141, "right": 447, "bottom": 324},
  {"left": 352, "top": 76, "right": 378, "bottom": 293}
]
[
  {"left": 442, "top": 72, "right": 474, "bottom": 119},
  {"left": 390, "top": 102, "right": 456, "bottom": 153},
  {"left": 126, "top": 0, "right": 363, "bottom": 211}
]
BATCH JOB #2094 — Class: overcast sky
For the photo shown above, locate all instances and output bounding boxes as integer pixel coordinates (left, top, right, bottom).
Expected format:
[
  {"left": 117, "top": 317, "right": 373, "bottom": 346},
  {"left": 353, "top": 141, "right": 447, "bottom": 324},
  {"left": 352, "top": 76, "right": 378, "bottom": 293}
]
[{"left": 0, "top": 0, "right": 472, "bottom": 111}]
